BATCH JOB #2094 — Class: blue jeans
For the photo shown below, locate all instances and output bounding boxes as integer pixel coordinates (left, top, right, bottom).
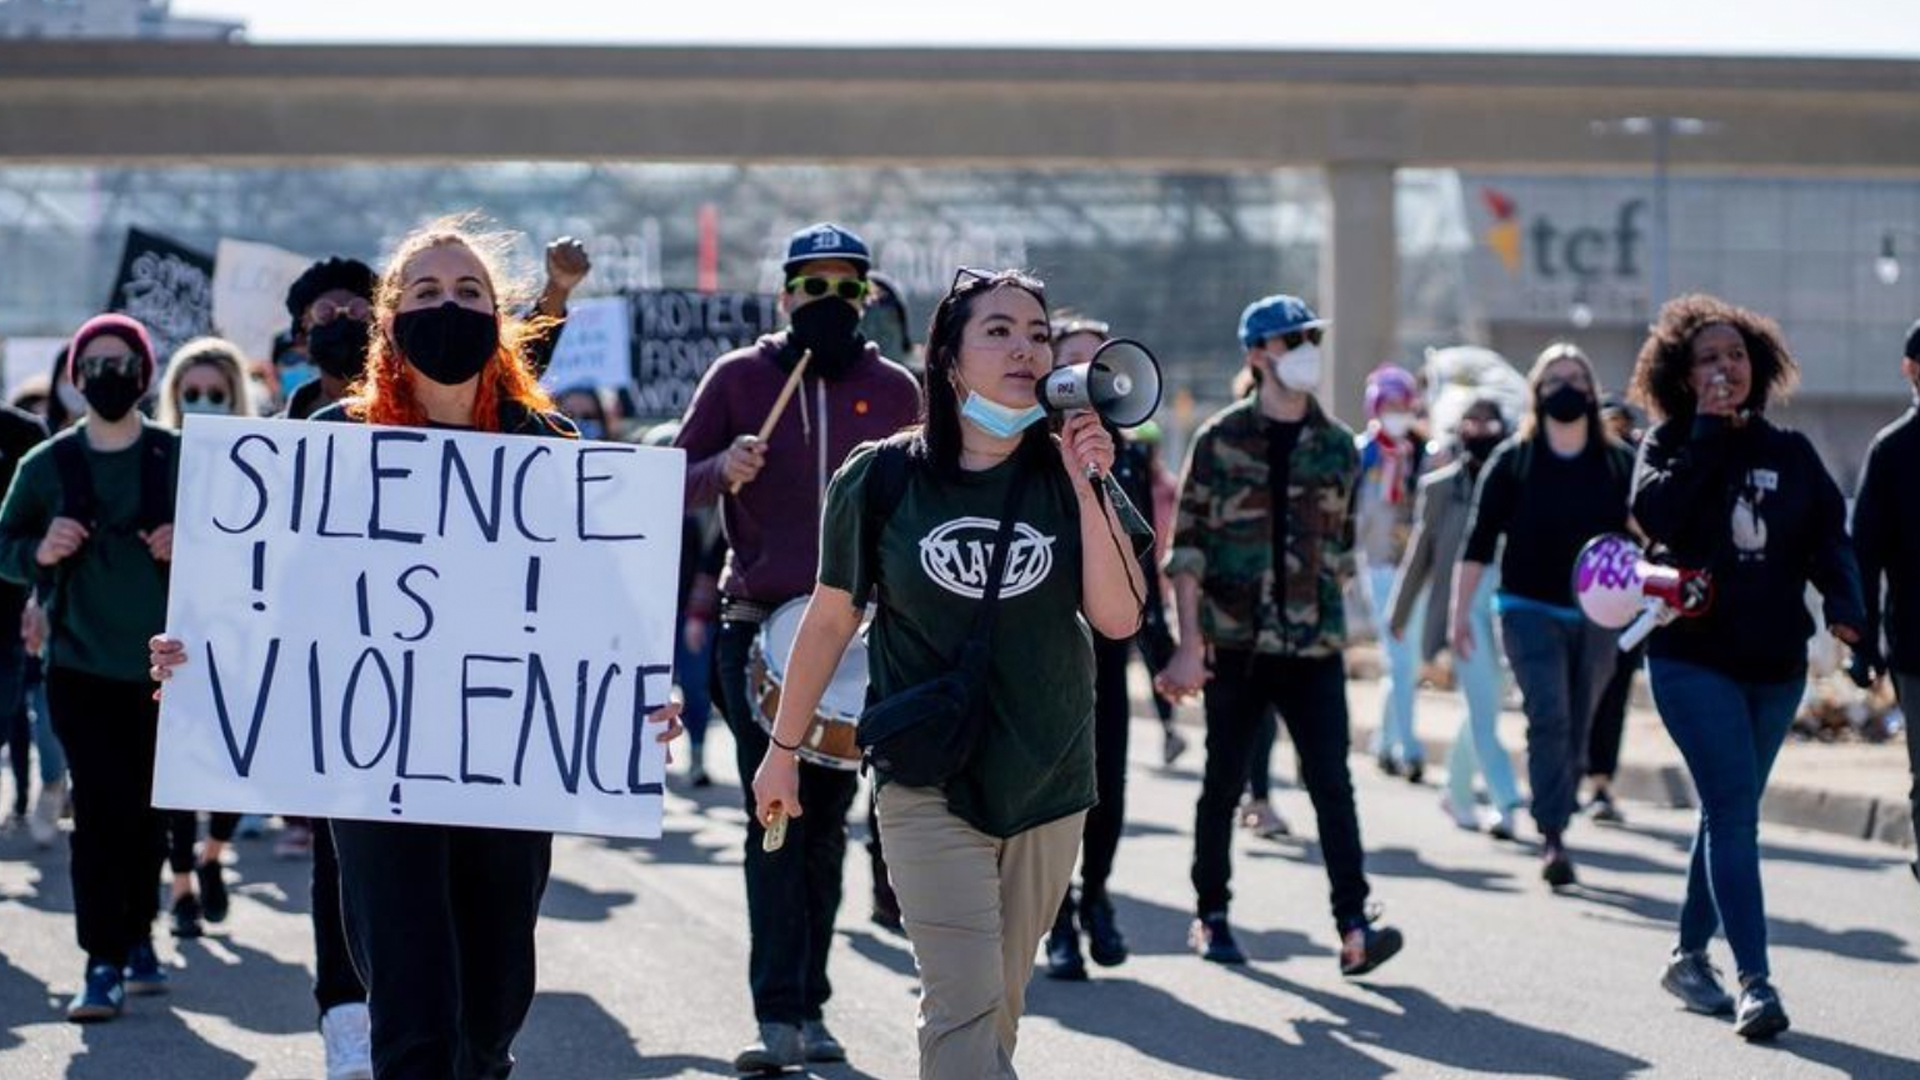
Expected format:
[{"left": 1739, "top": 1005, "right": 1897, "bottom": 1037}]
[
  {"left": 1649, "top": 657, "right": 1802, "bottom": 980},
  {"left": 674, "top": 623, "right": 715, "bottom": 750},
  {"left": 1499, "top": 599, "right": 1617, "bottom": 837},
  {"left": 1445, "top": 572, "right": 1521, "bottom": 813},
  {"left": 1366, "top": 564, "right": 1423, "bottom": 766}
]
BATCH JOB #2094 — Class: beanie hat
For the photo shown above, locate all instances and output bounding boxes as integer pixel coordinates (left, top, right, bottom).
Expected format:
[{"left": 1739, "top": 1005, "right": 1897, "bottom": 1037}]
[
  {"left": 1238, "top": 294, "right": 1326, "bottom": 349},
  {"left": 285, "top": 257, "right": 378, "bottom": 337},
  {"left": 1364, "top": 364, "right": 1419, "bottom": 417},
  {"left": 66, "top": 313, "right": 156, "bottom": 387}
]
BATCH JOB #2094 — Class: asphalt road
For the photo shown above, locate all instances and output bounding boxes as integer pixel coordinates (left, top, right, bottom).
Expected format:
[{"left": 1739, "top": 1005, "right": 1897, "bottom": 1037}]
[{"left": 3, "top": 711, "right": 1917, "bottom": 1080}]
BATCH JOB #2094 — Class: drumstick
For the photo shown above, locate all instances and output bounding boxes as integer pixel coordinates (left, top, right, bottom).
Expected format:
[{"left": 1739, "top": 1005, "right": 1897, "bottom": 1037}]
[{"left": 728, "top": 349, "right": 812, "bottom": 496}]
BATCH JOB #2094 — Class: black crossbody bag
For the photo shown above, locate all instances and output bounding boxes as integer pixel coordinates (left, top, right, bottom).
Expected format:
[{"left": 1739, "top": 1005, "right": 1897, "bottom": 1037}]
[{"left": 856, "top": 462, "right": 1032, "bottom": 788}]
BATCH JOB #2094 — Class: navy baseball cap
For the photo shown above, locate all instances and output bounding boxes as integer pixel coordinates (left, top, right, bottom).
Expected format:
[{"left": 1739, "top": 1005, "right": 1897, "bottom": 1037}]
[
  {"left": 1238, "top": 294, "right": 1327, "bottom": 349},
  {"left": 782, "top": 223, "right": 871, "bottom": 276}
]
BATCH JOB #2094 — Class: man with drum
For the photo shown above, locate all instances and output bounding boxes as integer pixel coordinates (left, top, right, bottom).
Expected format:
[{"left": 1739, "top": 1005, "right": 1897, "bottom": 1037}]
[{"left": 675, "top": 223, "right": 920, "bottom": 1074}]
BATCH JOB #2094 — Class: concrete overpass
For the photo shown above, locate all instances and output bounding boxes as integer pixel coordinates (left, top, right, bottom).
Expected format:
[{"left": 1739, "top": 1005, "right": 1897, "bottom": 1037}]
[{"left": 5, "top": 42, "right": 1919, "bottom": 415}]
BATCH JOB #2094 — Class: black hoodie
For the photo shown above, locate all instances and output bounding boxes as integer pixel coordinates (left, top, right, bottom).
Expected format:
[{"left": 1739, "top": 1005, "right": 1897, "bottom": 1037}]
[
  {"left": 1853, "top": 405, "right": 1920, "bottom": 676},
  {"left": 1631, "top": 414, "right": 1864, "bottom": 682}
]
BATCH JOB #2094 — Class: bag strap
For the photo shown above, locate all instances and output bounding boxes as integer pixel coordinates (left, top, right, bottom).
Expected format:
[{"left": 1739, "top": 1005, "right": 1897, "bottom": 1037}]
[
  {"left": 51, "top": 434, "right": 93, "bottom": 526},
  {"left": 137, "top": 428, "right": 173, "bottom": 530}
]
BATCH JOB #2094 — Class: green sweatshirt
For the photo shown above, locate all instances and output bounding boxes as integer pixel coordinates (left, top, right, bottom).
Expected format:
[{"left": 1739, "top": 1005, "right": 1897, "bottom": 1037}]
[{"left": 0, "top": 421, "right": 178, "bottom": 684}]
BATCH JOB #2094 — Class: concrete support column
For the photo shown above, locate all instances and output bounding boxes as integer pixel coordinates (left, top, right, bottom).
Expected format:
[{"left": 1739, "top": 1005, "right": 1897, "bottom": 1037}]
[{"left": 1321, "top": 161, "right": 1399, "bottom": 427}]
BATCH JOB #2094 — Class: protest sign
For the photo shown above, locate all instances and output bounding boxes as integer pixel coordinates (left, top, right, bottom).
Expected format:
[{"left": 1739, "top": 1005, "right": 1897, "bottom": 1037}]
[
  {"left": 107, "top": 228, "right": 215, "bottom": 362},
  {"left": 629, "top": 288, "right": 779, "bottom": 418},
  {"left": 154, "top": 417, "right": 686, "bottom": 839},
  {"left": 540, "top": 295, "right": 633, "bottom": 392},
  {"left": 213, "top": 239, "right": 313, "bottom": 361}
]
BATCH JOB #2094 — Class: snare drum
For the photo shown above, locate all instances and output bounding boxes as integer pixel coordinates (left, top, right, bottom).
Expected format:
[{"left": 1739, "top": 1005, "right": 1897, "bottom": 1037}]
[{"left": 748, "top": 599, "right": 868, "bottom": 771}]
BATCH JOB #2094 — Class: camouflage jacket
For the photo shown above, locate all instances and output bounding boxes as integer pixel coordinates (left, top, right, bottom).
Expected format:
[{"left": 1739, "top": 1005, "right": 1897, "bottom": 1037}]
[{"left": 1165, "top": 396, "right": 1359, "bottom": 657}]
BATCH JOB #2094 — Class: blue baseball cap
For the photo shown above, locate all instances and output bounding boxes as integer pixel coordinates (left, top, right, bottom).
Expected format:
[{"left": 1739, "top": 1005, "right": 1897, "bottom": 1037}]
[
  {"left": 782, "top": 222, "right": 871, "bottom": 276},
  {"left": 1238, "top": 294, "right": 1327, "bottom": 349}
]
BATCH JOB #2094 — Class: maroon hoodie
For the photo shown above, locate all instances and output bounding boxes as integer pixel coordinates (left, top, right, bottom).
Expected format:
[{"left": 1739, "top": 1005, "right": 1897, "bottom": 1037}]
[{"left": 675, "top": 332, "right": 921, "bottom": 606}]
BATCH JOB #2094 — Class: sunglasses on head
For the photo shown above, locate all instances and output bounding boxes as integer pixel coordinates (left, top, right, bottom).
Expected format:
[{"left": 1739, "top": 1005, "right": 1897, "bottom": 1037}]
[
  {"left": 77, "top": 354, "right": 143, "bottom": 380},
  {"left": 1278, "top": 328, "right": 1324, "bottom": 350},
  {"left": 785, "top": 276, "right": 868, "bottom": 302},
  {"left": 181, "top": 387, "right": 229, "bottom": 408},
  {"left": 309, "top": 296, "right": 372, "bottom": 325}
]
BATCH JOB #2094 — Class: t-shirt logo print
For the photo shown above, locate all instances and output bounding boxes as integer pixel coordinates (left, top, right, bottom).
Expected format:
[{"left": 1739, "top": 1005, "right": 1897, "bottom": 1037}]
[{"left": 918, "top": 517, "right": 1056, "bottom": 600}]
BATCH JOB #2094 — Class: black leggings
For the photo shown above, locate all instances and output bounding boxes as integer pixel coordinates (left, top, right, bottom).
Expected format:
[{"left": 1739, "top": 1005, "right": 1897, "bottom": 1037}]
[{"left": 164, "top": 811, "right": 242, "bottom": 874}]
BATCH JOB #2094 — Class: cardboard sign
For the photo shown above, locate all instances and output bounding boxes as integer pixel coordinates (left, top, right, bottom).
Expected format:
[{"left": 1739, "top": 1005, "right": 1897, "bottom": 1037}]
[
  {"left": 154, "top": 417, "right": 686, "bottom": 839},
  {"left": 107, "top": 228, "right": 215, "bottom": 363},
  {"left": 540, "top": 295, "right": 634, "bottom": 392},
  {"left": 213, "top": 239, "right": 313, "bottom": 362},
  {"left": 629, "top": 289, "right": 779, "bottom": 419}
]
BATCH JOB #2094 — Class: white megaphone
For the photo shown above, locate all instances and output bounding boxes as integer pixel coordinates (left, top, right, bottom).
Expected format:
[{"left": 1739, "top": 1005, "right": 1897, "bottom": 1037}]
[
  {"left": 1573, "top": 533, "right": 1713, "bottom": 651},
  {"left": 1040, "top": 337, "right": 1164, "bottom": 430}
]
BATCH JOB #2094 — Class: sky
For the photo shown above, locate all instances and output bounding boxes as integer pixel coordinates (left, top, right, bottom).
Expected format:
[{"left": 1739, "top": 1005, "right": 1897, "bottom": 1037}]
[{"left": 175, "top": 1, "right": 1920, "bottom": 57}]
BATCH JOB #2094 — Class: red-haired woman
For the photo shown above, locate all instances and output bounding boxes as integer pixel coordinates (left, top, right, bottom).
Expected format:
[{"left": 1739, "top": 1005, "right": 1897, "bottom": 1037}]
[{"left": 151, "top": 218, "right": 683, "bottom": 1078}]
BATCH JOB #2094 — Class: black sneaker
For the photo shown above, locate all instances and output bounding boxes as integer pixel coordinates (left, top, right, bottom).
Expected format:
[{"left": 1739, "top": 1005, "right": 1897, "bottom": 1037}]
[
  {"left": 1405, "top": 761, "right": 1426, "bottom": 786},
  {"left": 800, "top": 1019, "right": 847, "bottom": 1064},
  {"left": 170, "top": 892, "right": 204, "bottom": 939},
  {"left": 1082, "top": 892, "right": 1129, "bottom": 968},
  {"left": 123, "top": 940, "right": 169, "bottom": 995},
  {"left": 1542, "top": 839, "right": 1577, "bottom": 889},
  {"left": 1660, "top": 949, "right": 1735, "bottom": 1015},
  {"left": 1190, "top": 913, "right": 1247, "bottom": 965},
  {"left": 196, "top": 859, "right": 230, "bottom": 924},
  {"left": 1734, "top": 978, "right": 1790, "bottom": 1041},
  {"left": 1375, "top": 754, "right": 1402, "bottom": 778},
  {"left": 1590, "top": 789, "right": 1626, "bottom": 825},
  {"left": 1044, "top": 905, "right": 1087, "bottom": 981},
  {"left": 1339, "top": 922, "right": 1404, "bottom": 977}
]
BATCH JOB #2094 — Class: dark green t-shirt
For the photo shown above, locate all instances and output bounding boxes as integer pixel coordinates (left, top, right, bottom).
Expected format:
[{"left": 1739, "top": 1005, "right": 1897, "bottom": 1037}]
[{"left": 820, "top": 444, "right": 1103, "bottom": 838}]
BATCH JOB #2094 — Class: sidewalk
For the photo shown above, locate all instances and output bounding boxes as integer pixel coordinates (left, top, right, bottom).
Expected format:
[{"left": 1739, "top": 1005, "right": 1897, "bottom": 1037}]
[{"left": 1136, "top": 659, "right": 1916, "bottom": 851}]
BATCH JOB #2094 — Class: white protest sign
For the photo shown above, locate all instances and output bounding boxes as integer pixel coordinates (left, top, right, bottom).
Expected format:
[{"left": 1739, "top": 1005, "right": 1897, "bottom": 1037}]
[
  {"left": 213, "top": 239, "right": 313, "bottom": 362},
  {"left": 154, "top": 416, "right": 685, "bottom": 839},
  {"left": 540, "top": 295, "right": 633, "bottom": 392}
]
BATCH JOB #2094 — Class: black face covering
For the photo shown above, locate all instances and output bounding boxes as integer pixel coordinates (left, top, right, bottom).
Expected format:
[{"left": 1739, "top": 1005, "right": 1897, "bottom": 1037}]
[
  {"left": 1540, "top": 384, "right": 1593, "bottom": 423},
  {"left": 787, "top": 298, "right": 866, "bottom": 379},
  {"left": 82, "top": 370, "right": 145, "bottom": 422},
  {"left": 393, "top": 302, "right": 500, "bottom": 387},
  {"left": 307, "top": 317, "right": 372, "bottom": 380},
  {"left": 1462, "top": 433, "right": 1504, "bottom": 463}
]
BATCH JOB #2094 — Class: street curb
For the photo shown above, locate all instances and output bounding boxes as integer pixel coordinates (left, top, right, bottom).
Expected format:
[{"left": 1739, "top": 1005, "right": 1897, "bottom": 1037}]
[{"left": 1350, "top": 720, "right": 1915, "bottom": 852}]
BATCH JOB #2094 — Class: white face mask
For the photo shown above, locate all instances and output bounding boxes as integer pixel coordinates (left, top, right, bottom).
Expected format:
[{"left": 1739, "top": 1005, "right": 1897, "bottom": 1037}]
[
  {"left": 1381, "top": 412, "right": 1413, "bottom": 438},
  {"left": 1271, "top": 343, "right": 1322, "bottom": 392}
]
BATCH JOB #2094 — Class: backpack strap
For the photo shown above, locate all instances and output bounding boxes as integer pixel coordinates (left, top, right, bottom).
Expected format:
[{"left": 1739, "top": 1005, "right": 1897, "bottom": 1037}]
[
  {"left": 859, "top": 432, "right": 919, "bottom": 598},
  {"left": 50, "top": 435, "right": 94, "bottom": 527},
  {"left": 137, "top": 428, "right": 174, "bottom": 531}
]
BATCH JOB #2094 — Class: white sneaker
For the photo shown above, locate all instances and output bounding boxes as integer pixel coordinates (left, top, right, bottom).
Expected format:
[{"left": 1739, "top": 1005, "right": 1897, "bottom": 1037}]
[
  {"left": 29, "top": 779, "right": 64, "bottom": 848},
  {"left": 321, "top": 1002, "right": 373, "bottom": 1080},
  {"left": 1439, "top": 794, "right": 1482, "bottom": 832}
]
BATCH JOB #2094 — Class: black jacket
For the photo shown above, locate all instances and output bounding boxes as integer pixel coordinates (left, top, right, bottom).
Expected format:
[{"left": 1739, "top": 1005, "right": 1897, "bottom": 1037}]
[
  {"left": 1852, "top": 405, "right": 1920, "bottom": 676},
  {"left": 1631, "top": 414, "right": 1865, "bottom": 682}
]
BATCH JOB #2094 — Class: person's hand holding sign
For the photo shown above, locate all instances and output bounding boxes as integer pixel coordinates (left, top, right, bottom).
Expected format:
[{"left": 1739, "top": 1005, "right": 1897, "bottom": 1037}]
[
  {"left": 36, "top": 517, "right": 88, "bottom": 567},
  {"left": 141, "top": 523, "right": 174, "bottom": 563},
  {"left": 149, "top": 632, "right": 185, "bottom": 702}
]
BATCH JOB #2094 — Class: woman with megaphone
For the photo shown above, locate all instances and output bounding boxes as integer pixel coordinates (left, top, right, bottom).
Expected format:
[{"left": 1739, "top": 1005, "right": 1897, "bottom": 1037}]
[
  {"left": 751, "top": 268, "right": 1148, "bottom": 1079},
  {"left": 1452, "top": 342, "right": 1636, "bottom": 891},
  {"left": 1626, "top": 294, "right": 1864, "bottom": 1042}
]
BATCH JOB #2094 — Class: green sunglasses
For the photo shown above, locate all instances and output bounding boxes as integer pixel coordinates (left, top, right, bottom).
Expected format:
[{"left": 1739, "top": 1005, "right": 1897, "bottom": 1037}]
[{"left": 785, "top": 275, "right": 869, "bottom": 302}]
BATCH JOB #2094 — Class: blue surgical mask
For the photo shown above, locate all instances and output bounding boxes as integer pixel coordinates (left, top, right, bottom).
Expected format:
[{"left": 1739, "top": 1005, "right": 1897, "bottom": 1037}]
[
  {"left": 958, "top": 386, "right": 1046, "bottom": 440},
  {"left": 179, "top": 398, "right": 229, "bottom": 416},
  {"left": 279, "top": 361, "right": 319, "bottom": 397}
]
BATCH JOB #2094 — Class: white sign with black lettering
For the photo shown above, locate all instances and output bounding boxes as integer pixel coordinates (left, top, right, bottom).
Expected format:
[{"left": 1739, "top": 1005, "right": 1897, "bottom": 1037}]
[{"left": 154, "top": 416, "right": 684, "bottom": 839}]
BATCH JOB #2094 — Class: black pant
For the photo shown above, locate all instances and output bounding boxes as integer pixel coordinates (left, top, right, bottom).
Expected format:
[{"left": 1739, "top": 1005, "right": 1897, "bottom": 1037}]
[
  {"left": 1897, "top": 673, "right": 1920, "bottom": 853},
  {"left": 47, "top": 667, "right": 165, "bottom": 967},
  {"left": 717, "top": 618, "right": 859, "bottom": 1024},
  {"left": 331, "top": 819, "right": 552, "bottom": 1080},
  {"left": 163, "top": 812, "right": 243, "bottom": 876},
  {"left": 1193, "top": 651, "right": 1371, "bottom": 930},
  {"left": 1588, "top": 643, "right": 1644, "bottom": 780},
  {"left": 1246, "top": 707, "right": 1279, "bottom": 802},
  {"left": 1077, "top": 635, "right": 1133, "bottom": 897},
  {"left": 0, "top": 633, "right": 30, "bottom": 815},
  {"left": 312, "top": 818, "right": 367, "bottom": 1016}
]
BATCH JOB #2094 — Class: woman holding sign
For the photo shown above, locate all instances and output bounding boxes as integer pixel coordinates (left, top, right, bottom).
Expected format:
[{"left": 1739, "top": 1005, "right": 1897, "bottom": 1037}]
[
  {"left": 1627, "top": 295, "right": 1863, "bottom": 1040},
  {"left": 152, "top": 217, "right": 683, "bottom": 1079},
  {"left": 753, "top": 268, "right": 1148, "bottom": 1079}
]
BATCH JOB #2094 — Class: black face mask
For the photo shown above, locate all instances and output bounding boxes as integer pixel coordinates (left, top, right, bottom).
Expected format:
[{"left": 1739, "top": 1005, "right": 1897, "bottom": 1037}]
[
  {"left": 307, "top": 317, "right": 372, "bottom": 380},
  {"left": 1462, "top": 433, "right": 1503, "bottom": 463},
  {"left": 1540, "top": 384, "right": 1592, "bottom": 423},
  {"left": 787, "top": 299, "right": 866, "bottom": 379},
  {"left": 393, "top": 303, "right": 500, "bottom": 387},
  {"left": 82, "top": 370, "right": 146, "bottom": 422}
]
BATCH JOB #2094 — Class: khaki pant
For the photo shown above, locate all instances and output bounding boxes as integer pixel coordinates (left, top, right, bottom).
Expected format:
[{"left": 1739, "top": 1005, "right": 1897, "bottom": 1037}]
[{"left": 878, "top": 783, "right": 1085, "bottom": 1080}]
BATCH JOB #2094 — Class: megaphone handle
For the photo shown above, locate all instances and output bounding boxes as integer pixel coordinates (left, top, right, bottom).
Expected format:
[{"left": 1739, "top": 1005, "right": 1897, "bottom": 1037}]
[{"left": 1619, "top": 601, "right": 1672, "bottom": 652}]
